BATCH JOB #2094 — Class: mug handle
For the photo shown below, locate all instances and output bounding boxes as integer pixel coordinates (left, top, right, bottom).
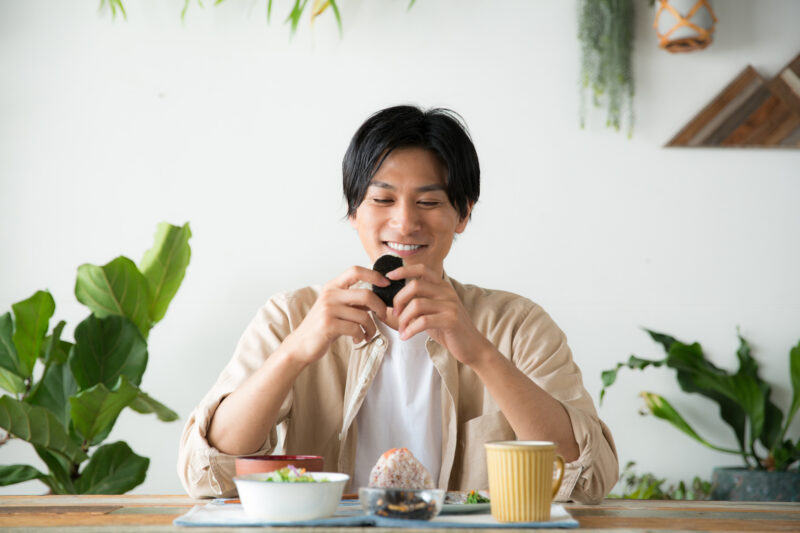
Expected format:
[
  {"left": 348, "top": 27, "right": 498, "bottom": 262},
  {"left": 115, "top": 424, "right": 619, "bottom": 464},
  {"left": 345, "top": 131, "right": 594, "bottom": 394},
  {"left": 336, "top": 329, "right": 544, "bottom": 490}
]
[{"left": 551, "top": 454, "right": 565, "bottom": 499}]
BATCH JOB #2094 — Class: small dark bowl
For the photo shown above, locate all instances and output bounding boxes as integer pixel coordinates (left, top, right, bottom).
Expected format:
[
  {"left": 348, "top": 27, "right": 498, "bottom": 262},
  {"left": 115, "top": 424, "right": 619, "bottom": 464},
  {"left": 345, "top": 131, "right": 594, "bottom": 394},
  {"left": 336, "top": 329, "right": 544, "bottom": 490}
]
[
  {"left": 359, "top": 487, "right": 445, "bottom": 520},
  {"left": 234, "top": 454, "right": 324, "bottom": 476}
]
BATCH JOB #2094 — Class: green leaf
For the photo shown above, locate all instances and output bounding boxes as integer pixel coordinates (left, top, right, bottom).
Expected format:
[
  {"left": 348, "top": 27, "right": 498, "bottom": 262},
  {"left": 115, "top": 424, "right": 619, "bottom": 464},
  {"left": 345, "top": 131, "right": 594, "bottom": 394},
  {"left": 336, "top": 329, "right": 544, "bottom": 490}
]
[
  {"left": 770, "top": 439, "right": 800, "bottom": 471},
  {"left": 761, "top": 391, "right": 784, "bottom": 451},
  {"left": 129, "top": 390, "right": 179, "bottom": 422},
  {"left": 11, "top": 290, "right": 55, "bottom": 377},
  {"left": 734, "top": 331, "right": 783, "bottom": 450},
  {"left": 599, "top": 354, "right": 664, "bottom": 404},
  {"left": 75, "top": 441, "right": 148, "bottom": 494},
  {"left": 0, "top": 312, "right": 21, "bottom": 376},
  {"left": 0, "top": 395, "right": 87, "bottom": 464},
  {"left": 0, "top": 464, "right": 48, "bottom": 486},
  {"left": 286, "top": 0, "right": 309, "bottom": 35},
  {"left": 735, "top": 330, "right": 758, "bottom": 376},
  {"left": 640, "top": 392, "right": 742, "bottom": 456},
  {"left": 666, "top": 341, "right": 748, "bottom": 453},
  {"left": 35, "top": 446, "right": 76, "bottom": 494},
  {"left": 328, "top": 0, "right": 342, "bottom": 35},
  {"left": 75, "top": 256, "right": 151, "bottom": 339},
  {"left": 644, "top": 328, "right": 678, "bottom": 354},
  {"left": 730, "top": 373, "right": 765, "bottom": 450},
  {"left": 0, "top": 367, "right": 25, "bottom": 394},
  {"left": 69, "top": 314, "right": 148, "bottom": 390},
  {"left": 776, "top": 340, "right": 800, "bottom": 448},
  {"left": 788, "top": 340, "right": 800, "bottom": 431},
  {"left": 26, "top": 362, "right": 78, "bottom": 428},
  {"left": 69, "top": 376, "right": 138, "bottom": 444},
  {"left": 42, "top": 321, "right": 69, "bottom": 365},
  {"left": 139, "top": 222, "right": 191, "bottom": 325}
]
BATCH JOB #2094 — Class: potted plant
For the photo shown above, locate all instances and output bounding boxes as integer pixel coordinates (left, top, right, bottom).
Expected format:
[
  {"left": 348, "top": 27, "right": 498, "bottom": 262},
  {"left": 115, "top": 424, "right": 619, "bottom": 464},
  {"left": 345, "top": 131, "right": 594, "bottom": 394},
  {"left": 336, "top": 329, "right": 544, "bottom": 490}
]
[
  {"left": 612, "top": 461, "right": 711, "bottom": 500},
  {"left": 600, "top": 329, "right": 800, "bottom": 501},
  {"left": 0, "top": 222, "right": 191, "bottom": 494}
]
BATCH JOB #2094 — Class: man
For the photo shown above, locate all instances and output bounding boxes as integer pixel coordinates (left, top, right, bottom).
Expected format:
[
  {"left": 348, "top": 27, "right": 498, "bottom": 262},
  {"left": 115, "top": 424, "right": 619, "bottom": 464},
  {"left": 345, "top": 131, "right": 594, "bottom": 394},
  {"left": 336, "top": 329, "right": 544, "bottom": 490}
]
[{"left": 178, "top": 105, "right": 618, "bottom": 503}]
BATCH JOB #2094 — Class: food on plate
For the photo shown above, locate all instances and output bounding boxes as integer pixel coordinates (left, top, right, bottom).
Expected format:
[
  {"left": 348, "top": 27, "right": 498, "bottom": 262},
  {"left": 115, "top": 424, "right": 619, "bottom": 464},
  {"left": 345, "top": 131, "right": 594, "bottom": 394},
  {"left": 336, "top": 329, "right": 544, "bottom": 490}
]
[
  {"left": 261, "top": 466, "right": 328, "bottom": 483},
  {"left": 467, "top": 490, "right": 490, "bottom": 504},
  {"left": 444, "top": 489, "right": 490, "bottom": 504},
  {"left": 372, "top": 254, "right": 405, "bottom": 307},
  {"left": 369, "top": 447, "right": 435, "bottom": 489}
]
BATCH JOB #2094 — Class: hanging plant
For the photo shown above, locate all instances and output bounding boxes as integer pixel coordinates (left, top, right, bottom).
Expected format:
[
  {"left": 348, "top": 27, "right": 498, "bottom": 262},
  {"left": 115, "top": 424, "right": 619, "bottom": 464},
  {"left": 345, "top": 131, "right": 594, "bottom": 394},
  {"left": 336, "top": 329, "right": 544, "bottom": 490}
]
[
  {"left": 98, "top": 0, "right": 417, "bottom": 37},
  {"left": 578, "top": 0, "right": 635, "bottom": 137}
]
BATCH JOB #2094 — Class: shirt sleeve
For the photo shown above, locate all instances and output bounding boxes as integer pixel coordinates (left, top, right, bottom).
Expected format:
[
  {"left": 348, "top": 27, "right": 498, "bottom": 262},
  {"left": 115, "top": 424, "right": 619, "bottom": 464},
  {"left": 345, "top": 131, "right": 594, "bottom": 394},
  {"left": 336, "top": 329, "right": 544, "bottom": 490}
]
[
  {"left": 510, "top": 303, "right": 619, "bottom": 504},
  {"left": 177, "top": 295, "right": 296, "bottom": 498}
]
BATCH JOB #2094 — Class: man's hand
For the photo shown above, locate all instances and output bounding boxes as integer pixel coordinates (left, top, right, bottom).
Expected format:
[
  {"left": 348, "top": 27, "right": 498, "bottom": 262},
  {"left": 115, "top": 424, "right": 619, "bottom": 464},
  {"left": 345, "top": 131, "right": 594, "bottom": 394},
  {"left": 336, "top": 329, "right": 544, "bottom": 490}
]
[
  {"left": 388, "top": 264, "right": 492, "bottom": 367},
  {"left": 283, "top": 266, "right": 389, "bottom": 367}
]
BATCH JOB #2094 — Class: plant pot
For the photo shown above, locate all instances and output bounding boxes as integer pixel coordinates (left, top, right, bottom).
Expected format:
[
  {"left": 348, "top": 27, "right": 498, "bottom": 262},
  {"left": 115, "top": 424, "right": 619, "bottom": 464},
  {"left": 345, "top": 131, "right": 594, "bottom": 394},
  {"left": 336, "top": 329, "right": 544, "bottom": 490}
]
[
  {"left": 711, "top": 467, "right": 800, "bottom": 502},
  {"left": 654, "top": 0, "right": 717, "bottom": 53}
]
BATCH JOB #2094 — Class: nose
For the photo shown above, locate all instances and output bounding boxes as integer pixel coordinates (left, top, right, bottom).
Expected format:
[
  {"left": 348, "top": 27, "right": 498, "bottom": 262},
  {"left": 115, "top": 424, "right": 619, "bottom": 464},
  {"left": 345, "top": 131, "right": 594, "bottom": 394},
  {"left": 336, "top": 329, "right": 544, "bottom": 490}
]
[{"left": 389, "top": 200, "right": 421, "bottom": 234}]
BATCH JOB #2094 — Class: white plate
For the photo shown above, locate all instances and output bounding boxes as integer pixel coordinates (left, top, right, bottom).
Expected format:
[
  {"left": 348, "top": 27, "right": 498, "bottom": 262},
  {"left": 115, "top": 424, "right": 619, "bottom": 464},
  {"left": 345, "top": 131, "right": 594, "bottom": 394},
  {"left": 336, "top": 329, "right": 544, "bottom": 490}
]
[{"left": 439, "top": 502, "right": 491, "bottom": 514}]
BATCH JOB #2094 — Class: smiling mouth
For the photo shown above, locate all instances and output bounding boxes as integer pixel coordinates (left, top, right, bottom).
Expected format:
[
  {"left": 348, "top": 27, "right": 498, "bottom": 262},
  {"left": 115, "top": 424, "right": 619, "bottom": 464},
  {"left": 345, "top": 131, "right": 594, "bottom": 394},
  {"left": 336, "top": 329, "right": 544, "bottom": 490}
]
[{"left": 385, "top": 241, "right": 426, "bottom": 252}]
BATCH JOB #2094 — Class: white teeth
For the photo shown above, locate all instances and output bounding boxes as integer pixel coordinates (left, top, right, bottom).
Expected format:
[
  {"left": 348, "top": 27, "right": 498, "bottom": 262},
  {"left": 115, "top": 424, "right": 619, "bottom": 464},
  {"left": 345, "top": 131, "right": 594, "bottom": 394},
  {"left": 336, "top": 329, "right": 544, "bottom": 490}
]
[{"left": 386, "top": 242, "right": 422, "bottom": 251}]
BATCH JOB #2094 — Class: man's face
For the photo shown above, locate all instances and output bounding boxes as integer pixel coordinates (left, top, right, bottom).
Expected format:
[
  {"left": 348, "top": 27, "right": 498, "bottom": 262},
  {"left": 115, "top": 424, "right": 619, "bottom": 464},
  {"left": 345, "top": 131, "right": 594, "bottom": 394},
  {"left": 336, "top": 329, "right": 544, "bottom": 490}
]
[{"left": 349, "top": 147, "right": 470, "bottom": 277}]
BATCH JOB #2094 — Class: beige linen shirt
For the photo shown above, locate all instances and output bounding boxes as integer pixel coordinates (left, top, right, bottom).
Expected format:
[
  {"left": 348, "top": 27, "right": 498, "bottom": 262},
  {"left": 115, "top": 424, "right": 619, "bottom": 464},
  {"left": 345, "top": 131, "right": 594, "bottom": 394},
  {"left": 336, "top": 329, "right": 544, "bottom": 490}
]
[{"left": 178, "top": 277, "right": 618, "bottom": 504}]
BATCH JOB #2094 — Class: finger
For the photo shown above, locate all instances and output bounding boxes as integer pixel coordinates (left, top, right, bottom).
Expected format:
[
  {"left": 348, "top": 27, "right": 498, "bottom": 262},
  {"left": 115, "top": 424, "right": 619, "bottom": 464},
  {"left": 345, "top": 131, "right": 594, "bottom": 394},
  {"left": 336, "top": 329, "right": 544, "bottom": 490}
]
[
  {"left": 336, "top": 288, "right": 388, "bottom": 320},
  {"left": 393, "top": 279, "right": 449, "bottom": 316},
  {"left": 400, "top": 313, "right": 442, "bottom": 341},
  {"left": 328, "top": 266, "right": 390, "bottom": 290},
  {"left": 333, "top": 318, "right": 369, "bottom": 344},
  {"left": 396, "top": 297, "right": 440, "bottom": 333},
  {"left": 332, "top": 304, "right": 377, "bottom": 339},
  {"left": 385, "top": 263, "right": 439, "bottom": 283}
]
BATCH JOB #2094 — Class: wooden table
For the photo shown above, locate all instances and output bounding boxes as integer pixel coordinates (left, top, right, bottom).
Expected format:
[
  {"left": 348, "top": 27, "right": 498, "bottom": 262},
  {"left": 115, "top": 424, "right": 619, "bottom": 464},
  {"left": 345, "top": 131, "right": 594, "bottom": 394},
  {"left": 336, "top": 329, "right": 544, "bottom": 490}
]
[{"left": 1, "top": 495, "right": 799, "bottom": 532}]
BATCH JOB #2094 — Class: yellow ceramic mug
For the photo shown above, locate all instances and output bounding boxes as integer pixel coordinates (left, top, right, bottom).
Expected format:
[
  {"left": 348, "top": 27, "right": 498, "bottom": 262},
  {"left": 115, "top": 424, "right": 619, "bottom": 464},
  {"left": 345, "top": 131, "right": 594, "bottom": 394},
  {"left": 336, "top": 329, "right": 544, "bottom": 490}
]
[{"left": 485, "top": 441, "right": 565, "bottom": 522}]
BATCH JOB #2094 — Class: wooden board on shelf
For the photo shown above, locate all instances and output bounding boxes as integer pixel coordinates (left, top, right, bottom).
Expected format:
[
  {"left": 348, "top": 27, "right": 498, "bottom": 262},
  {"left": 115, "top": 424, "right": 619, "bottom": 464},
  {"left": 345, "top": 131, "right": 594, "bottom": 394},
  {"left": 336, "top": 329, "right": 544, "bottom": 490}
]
[{"left": 666, "top": 52, "right": 800, "bottom": 148}]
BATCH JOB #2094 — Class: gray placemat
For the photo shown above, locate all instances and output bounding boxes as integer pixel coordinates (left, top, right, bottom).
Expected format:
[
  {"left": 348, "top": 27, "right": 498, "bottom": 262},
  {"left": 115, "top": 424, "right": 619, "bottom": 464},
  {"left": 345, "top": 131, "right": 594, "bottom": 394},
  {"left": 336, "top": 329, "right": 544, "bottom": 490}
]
[{"left": 173, "top": 500, "right": 579, "bottom": 528}]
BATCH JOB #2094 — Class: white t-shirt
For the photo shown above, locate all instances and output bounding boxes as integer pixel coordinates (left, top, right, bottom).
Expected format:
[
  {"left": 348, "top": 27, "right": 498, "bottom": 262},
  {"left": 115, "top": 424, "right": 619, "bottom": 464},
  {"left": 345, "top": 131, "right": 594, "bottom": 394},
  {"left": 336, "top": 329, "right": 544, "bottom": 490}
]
[{"left": 352, "top": 321, "right": 443, "bottom": 489}]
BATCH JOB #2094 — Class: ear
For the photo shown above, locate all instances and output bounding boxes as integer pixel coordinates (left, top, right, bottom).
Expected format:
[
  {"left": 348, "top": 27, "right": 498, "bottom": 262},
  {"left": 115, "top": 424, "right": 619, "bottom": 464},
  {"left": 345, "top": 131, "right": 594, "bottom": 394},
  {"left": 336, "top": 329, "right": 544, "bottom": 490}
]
[
  {"left": 348, "top": 212, "right": 358, "bottom": 229},
  {"left": 454, "top": 202, "right": 474, "bottom": 235}
]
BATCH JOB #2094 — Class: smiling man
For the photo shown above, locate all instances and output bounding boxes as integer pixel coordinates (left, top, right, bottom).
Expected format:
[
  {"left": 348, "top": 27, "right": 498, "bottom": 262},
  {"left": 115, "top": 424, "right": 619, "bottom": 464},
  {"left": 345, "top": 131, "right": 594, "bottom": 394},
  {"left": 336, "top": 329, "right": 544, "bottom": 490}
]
[{"left": 178, "top": 105, "right": 618, "bottom": 504}]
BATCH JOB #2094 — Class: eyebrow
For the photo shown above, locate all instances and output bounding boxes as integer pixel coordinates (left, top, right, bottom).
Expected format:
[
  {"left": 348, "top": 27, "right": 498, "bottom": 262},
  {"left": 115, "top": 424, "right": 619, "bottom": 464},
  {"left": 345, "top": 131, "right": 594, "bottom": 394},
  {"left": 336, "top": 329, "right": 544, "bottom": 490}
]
[{"left": 369, "top": 181, "right": 446, "bottom": 193}]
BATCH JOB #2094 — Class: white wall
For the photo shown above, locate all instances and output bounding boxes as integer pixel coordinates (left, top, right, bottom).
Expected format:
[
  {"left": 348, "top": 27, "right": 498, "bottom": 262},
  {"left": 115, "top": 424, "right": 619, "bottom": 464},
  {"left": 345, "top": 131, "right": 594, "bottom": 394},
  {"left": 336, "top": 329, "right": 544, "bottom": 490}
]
[{"left": 1, "top": 0, "right": 799, "bottom": 495}]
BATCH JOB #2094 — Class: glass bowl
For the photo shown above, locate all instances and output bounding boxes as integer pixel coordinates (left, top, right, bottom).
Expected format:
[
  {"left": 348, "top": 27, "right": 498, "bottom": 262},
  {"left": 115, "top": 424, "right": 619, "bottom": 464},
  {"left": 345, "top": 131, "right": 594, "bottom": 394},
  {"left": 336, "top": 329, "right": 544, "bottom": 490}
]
[{"left": 358, "top": 487, "right": 445, "bottom": 520}]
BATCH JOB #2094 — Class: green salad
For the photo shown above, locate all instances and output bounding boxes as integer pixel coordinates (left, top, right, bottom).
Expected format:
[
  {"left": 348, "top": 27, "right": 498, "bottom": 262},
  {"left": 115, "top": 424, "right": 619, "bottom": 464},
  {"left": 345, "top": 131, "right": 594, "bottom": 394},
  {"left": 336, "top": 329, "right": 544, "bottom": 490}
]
[
  {"left": 262, "top": 466, "right": 328, "bottom": 483},
  {"left": 466, "top": 490, "right": 490, "bottom": 504}
]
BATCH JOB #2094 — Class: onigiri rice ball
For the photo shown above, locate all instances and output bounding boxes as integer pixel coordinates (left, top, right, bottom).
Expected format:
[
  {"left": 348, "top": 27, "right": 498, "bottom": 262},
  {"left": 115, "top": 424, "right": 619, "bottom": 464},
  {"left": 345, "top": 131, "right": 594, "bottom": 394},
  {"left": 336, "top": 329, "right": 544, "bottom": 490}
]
[{"left": 368, "top": 447, "right": 435, "bottom": 489}]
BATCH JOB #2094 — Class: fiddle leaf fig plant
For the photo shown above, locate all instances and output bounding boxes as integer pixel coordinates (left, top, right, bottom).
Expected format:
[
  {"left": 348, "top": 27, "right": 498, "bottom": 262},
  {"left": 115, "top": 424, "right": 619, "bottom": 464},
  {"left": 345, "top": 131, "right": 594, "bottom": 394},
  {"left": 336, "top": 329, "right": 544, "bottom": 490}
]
[
  {"left": 601, "top": 329, "right": 800, "bottom": 472},
  {"left": 0, "top": 222, "right": 191, "bottom": 494}
]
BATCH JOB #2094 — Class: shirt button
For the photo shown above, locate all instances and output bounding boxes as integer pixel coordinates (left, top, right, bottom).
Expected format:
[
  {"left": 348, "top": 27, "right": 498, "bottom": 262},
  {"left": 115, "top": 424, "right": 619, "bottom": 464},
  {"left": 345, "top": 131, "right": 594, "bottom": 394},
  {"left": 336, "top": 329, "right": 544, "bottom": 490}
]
[{"left": 376, "top": 338, "right": 384, "bottom": 346}]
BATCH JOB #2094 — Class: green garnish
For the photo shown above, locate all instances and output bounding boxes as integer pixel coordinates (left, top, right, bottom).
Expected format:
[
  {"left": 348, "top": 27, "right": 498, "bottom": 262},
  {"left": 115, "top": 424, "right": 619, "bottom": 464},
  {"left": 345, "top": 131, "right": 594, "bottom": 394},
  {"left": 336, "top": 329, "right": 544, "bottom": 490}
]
[
  {"left": 466, "top": 490, "right": 490, "bottom": 504},
  {"left": 262, "top": 466, "right": 327, "bottom": 482}
]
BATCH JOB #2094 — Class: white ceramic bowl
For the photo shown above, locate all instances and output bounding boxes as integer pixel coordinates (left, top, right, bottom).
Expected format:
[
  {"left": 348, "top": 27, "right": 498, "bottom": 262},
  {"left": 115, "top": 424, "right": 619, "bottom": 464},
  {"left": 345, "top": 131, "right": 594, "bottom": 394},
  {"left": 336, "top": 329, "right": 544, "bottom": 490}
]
[{"left": 234, "top": 472, "right": 349, "bottom": 521}]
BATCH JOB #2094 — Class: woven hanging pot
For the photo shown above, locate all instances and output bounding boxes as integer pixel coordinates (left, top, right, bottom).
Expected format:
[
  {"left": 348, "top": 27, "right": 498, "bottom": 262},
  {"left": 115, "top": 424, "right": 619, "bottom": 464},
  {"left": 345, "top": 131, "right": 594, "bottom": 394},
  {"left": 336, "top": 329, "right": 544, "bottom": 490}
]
[{"left": 654, "top": 0, "right": 717, "bottom": 53}]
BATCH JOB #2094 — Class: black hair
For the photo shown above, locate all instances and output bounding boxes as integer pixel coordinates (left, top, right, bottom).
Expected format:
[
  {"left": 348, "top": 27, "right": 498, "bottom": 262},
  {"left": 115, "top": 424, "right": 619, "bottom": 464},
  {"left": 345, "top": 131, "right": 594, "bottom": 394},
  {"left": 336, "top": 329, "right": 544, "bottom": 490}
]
[{"left": 342, "top": 105, "right": 480, "bottom": 220}]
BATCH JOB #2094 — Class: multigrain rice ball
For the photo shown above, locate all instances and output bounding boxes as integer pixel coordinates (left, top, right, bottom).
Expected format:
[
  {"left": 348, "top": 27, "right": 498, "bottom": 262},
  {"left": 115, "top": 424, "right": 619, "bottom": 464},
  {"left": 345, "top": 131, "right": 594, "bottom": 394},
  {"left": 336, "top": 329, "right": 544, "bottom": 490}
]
[{"left": 368, "top": 447, "right": 435, "bottom": 489}]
